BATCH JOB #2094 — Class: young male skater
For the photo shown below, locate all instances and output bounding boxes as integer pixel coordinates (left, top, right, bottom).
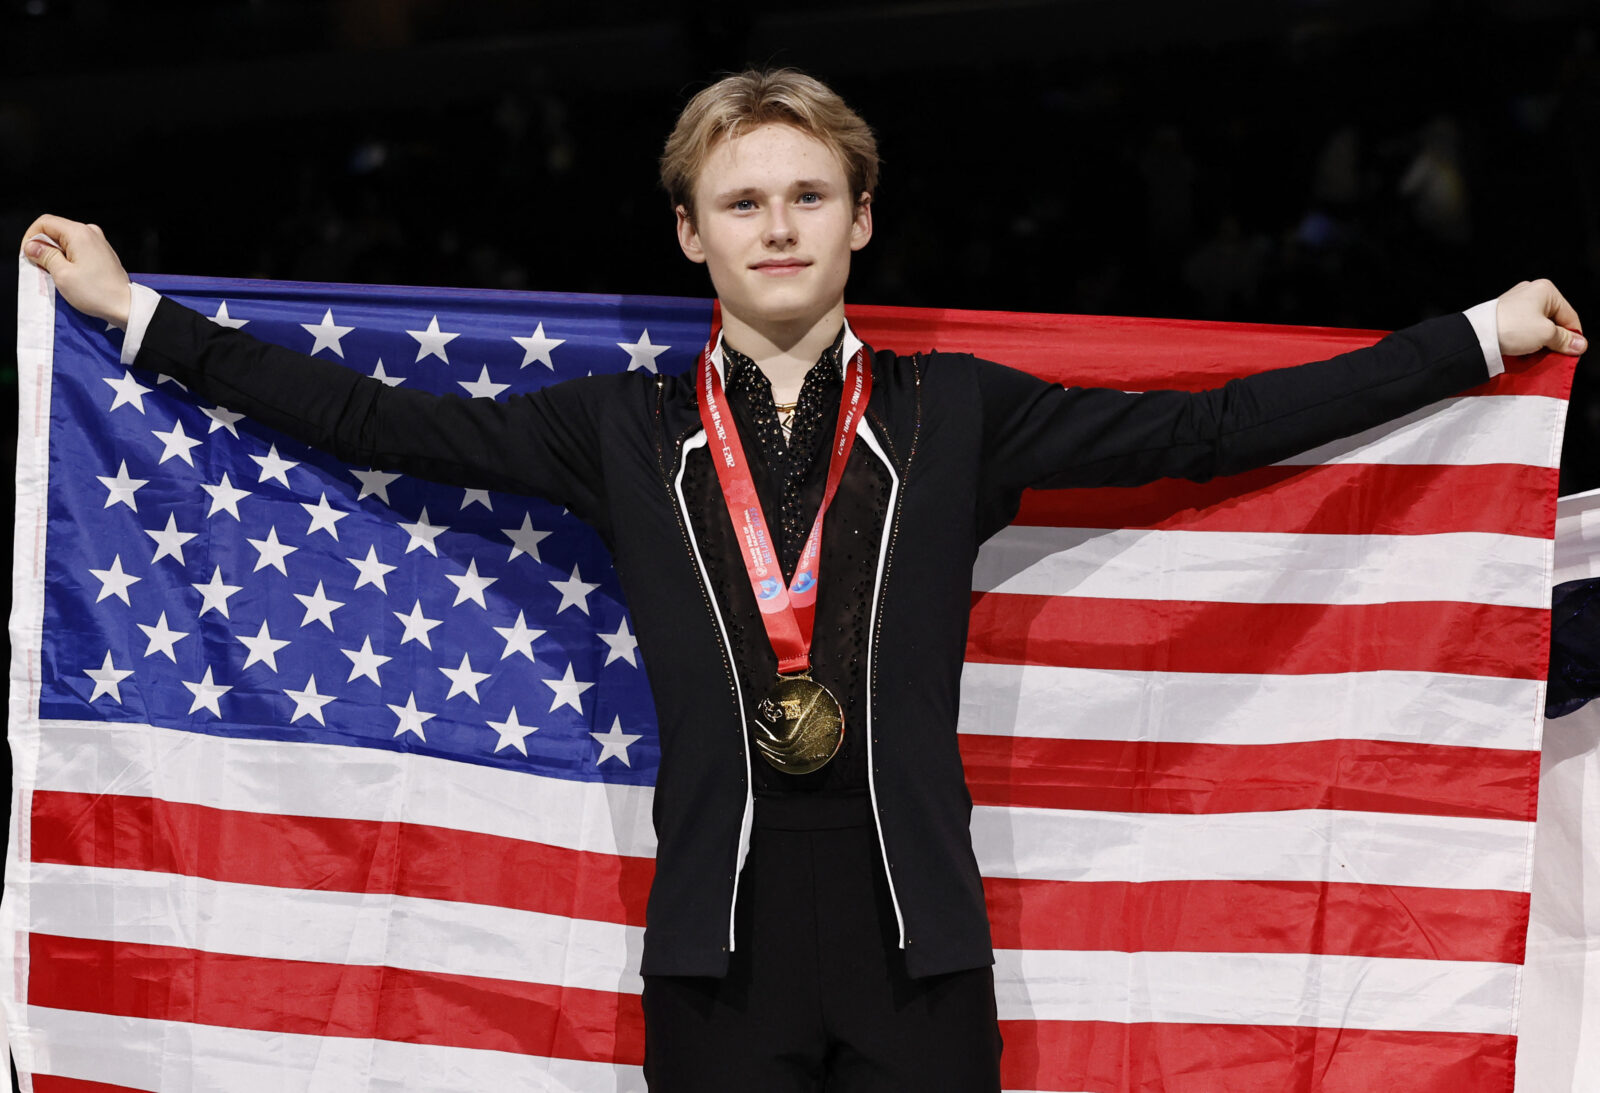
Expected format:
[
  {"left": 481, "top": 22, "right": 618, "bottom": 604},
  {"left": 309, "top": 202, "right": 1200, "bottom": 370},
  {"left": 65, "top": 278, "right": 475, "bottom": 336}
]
[{"left": 23, "top": 67, "right": 1585, "bottom": 1091}]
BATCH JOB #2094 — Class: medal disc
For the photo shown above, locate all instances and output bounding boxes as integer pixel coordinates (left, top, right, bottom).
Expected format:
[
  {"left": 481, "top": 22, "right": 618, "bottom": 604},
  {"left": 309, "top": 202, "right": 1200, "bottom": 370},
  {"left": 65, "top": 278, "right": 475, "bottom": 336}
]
[{"left": 752, "top": 674, "right": 844, "bottom": 775}]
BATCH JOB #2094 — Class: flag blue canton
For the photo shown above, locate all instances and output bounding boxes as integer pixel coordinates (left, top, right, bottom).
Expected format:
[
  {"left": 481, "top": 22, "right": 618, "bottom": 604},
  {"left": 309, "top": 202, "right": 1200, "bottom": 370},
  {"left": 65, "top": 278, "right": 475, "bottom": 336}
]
[{"left": 39, "top": 276, "right": 715, "bottom": 787}]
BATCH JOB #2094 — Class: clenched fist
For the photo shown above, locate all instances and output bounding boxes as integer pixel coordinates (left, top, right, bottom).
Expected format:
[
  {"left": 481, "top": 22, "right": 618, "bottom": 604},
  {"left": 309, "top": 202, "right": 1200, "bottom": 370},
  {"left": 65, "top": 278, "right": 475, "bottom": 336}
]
[
  {"left": 1496, "top": 279, "right": 1585, "bottom": 358},
  {"left": 20, "top": 214, "right": 133, "bottom": 326}
]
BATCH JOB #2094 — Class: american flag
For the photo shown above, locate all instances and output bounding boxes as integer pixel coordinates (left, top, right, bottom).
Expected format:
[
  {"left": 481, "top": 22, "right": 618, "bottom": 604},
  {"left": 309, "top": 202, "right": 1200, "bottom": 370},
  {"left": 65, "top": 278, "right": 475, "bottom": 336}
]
[{"left": 7, "top": 258, "right": 1573, "bottom": 1091}]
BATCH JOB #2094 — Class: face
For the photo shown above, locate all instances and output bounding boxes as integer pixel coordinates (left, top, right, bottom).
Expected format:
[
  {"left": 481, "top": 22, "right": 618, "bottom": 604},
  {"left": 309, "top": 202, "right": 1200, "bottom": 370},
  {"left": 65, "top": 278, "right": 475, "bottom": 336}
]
[{"left": 676, "top": 123, "right": 872, "bottom": 331}]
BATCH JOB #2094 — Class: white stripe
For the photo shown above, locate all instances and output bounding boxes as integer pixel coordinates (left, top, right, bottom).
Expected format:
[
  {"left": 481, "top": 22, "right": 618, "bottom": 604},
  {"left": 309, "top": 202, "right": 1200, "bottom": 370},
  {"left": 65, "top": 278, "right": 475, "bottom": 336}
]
[
  {"left": 993, "top": 949, "right": 1520, "bottom": 1035},
  {"left": 974, "top": 526, "right": 1547, "bottom": 606},
  {"left": 958, "top": 663, "right": 1544, "bottom": 751},
  {"left": 672, "top": 431, "right": 754, "bottom": 955},
  {"left": 28, "top": 862, "right": 643, "bottom": 994},
  {"left": 1276, "top": 395, "right": 1565, "bottom": 468},
  {"left": 1554, "top": 486, "right": 1600, "bottom": 583},
  {"left": 5, "top": 259, "right": 57, "bottom": 1062},
  {"left": 31, "top": 719, "right": 657, "bottom": 858},
  {"left": 19, "top": 1006, "right": 645, "bottom": 1092},
  {"left": 972, "top": 805, "right": 1532, "bottom": 891},
  {"left": 856, "top": 420, "right": 909, "bottom": 949}
]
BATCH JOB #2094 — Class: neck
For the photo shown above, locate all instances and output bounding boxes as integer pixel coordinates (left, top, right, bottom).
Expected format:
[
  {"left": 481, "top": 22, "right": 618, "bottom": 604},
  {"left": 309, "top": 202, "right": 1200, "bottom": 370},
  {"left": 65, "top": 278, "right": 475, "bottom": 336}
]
[{"left": 719, "top": 301, "right": 846, "bottom": 404}]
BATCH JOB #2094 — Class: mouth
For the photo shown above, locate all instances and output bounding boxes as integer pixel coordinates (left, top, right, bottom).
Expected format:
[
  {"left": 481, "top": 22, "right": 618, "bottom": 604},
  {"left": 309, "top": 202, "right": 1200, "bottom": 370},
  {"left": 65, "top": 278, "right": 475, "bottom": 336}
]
[{"left": 751, "top": 259, "right": 810, "bottom": 276}]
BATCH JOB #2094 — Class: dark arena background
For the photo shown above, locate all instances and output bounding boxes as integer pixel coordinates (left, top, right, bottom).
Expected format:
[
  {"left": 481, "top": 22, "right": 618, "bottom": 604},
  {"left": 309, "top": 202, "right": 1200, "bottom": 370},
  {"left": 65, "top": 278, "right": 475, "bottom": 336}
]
[
  {"left": 5, "top": 0, "right": 1598, "bottom": 479},
  {"left": 2, "top": 0, "right": 1598, "bottom": 1084}
]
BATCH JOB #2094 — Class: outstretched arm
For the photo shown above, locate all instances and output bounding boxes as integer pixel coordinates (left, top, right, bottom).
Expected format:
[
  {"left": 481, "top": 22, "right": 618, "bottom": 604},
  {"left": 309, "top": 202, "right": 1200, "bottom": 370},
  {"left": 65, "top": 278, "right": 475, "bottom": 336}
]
[
  {"left": 976, "top": 283, "right": 1584, "bottom": 501},
  {"left": 21, "top": 215, "right": 617, "bottom": 523}
]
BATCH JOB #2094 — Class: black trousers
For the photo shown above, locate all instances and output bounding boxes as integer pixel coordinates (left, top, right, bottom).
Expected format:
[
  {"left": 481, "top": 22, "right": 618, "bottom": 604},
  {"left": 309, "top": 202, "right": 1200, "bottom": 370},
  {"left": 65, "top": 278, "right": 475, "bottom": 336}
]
[{"left": 641, "top": 794, "right": 1004, "bottom": 1091}]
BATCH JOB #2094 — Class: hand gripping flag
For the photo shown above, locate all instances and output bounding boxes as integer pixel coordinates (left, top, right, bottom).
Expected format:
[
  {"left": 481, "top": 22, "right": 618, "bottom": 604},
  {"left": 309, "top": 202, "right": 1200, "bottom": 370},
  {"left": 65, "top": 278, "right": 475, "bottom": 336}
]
[{"left": 7, "top": 258, "right": 1577, "bottom": 1092}]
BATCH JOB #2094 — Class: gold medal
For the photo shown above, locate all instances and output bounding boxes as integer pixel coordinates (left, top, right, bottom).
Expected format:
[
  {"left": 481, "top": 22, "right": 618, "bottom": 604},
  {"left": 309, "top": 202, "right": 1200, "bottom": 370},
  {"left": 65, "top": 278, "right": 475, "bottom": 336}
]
[{"left": 752, "top": 673, "right": 843, "bottom": 775}]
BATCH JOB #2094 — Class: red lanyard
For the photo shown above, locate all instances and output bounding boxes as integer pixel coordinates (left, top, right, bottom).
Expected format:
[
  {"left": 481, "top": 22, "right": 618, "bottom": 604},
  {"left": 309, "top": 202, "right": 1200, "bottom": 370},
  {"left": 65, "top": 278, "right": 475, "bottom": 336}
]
[{"left": 697, "top": 337, "right": 873, "bottom": 675}]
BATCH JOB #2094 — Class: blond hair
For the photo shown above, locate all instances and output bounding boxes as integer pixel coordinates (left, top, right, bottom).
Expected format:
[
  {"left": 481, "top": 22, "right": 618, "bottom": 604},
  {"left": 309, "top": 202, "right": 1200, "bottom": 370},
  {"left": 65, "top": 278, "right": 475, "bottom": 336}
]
[{"left": 660, "top": 68, "right": 879, "bottom": 222}]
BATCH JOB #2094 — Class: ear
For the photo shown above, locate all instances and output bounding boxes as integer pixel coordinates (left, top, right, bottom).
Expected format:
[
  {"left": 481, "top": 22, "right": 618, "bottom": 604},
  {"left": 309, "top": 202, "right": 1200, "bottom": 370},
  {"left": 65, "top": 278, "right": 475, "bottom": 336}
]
[
  {"left": 850, "top": 193, "right": 873, "bottom": 252},
  {"left": 676, "top": 205, "right": 706, "bottom": 264}
]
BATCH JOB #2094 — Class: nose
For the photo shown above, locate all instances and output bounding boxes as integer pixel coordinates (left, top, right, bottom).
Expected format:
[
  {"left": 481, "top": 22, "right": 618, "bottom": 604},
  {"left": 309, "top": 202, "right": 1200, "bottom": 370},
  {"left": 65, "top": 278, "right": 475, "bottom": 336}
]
[{"left": 763, "top": 205, "right": 796, "bottom": 248}]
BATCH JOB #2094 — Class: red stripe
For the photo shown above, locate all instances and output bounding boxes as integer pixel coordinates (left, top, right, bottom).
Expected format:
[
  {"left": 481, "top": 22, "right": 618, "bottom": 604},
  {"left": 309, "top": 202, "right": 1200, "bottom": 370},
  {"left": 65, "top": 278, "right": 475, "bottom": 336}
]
[
  {"left": 966, "top": 594, "right": 1548, "bottom": 679},
  {"left": 31, "top": 1080, "right": 153, "bottom": 1093},
  {"left": 27, "top": 934, "right": 645, "bottom": 1065},
  {"left": 847, "top": 301, "right": 1574, "bottom": 396},
  {"left": 1013, "top": 463, "right": 1556, "bottom": 537},
  {"left": 27, "top": 795, "right": 1529, "bottom": 965},
  {"left": 29, "top": 791, "right": 652, "bottom": 926},
  {"left": 999, "top": 1020, "right": 1516, "bottom": 1093},
  {"left": 985, "top": 877, "right": 1528, "bottom": 964},
  {"left": 960, "top": 735, "right": 1538, "bottom": 821}
]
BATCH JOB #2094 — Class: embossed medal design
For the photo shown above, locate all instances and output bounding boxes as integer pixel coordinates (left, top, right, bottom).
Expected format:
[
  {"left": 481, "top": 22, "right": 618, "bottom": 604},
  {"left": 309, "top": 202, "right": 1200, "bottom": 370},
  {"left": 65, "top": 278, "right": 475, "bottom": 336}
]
[{"left": 753, "top": 674, "right": 844, "bottom": 775}]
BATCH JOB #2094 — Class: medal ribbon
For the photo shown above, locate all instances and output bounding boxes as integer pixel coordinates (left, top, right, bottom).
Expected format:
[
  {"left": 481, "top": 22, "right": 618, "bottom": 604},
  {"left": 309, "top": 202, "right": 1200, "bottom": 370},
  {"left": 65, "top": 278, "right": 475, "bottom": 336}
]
[{"left": 697, "top": 335, "right": 873, "bottom": 675}]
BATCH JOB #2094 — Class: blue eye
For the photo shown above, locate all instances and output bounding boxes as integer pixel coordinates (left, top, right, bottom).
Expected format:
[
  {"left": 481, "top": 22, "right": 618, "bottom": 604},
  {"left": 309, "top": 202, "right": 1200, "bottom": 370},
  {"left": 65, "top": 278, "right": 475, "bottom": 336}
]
[
  {"left": 732, "top": 199, "right": 756, "bottom": 211},
  {"left": 798, "top": 192, "right": 821, "bottom": 205}
]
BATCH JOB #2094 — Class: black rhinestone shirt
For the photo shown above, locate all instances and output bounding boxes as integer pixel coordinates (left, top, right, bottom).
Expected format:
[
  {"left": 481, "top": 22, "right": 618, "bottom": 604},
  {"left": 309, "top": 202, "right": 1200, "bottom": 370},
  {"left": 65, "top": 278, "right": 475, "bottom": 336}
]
[{"left": 721, "top": 329, "right": 845, "bottom": 578}]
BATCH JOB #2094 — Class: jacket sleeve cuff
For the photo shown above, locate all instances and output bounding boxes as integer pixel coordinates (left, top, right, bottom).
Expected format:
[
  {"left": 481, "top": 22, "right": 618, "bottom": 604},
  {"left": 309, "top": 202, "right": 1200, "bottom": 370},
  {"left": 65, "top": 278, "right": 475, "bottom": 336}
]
[
  {"left": 119, "top": 282, "right": 163, "bottom": 366},
  {"left": 1463, "top": 298, "right": 1503, "bottom": 378}
]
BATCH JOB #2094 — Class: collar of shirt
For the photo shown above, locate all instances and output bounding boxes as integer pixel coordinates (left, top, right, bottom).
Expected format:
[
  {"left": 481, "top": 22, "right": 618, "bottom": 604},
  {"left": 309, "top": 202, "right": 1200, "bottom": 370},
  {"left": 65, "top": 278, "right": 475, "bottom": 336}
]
[{"left": 707, "top": 320, "right": 864, "bottom": 385}]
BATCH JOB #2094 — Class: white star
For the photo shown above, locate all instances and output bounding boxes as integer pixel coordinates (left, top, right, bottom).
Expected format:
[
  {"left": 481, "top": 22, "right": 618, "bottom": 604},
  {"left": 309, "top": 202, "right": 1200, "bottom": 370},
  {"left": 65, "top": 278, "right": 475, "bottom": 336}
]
[
  {"left": 150, "top": 419, "right": 204, "bottom": 466},
  {"left": 392, "top": 598, "right": 443, "bottom": 648},
  {"left": 340, "top": 636, "right": 391, "bottom": 685},
  {"left": 440, "top": 652, "right": 491, "bottom": 702},
  {"left": 543, "top": 662, "right": 594, "bottom": 714},
  {"left": 503, "top": 513, "right": 551, "bottom": 562},
  {"left": 202, "top": 404, "right": 246, "bottom": 437},
  {"left": 89, "top": 554, "right": 141, "bottom": 605},
  {"left": 512, "top": 323, "right": 564, "bottom": 369},
  {"left": 237, "top": 619, "right": 291, "bottom": 672},
  {"left": 549, "top": 564, "right": 600, "bottom": 615},
  {"left": 302, "top": 308, "right": 355, "bottom": 358},
  {"left": 284, "top": 674, "right": 336, "bottom": 726},
  {"left": 457, "top": 365, "right": 509, "bottom": 400},
  {"left": 103, "top": 372, "right": 152, "bottom": 413},
  {"left": 294, "top": 580, "right": 345, "bottom": 630},
  {"left": 493, "top": 610, "right": 545, "bottom": 662},
  {"left": 618, "top": 329, "right": 670, "bottom": 373},
  {"left": 351, "top": 467, "right": 401, "bottom": 504},
  {"left": 408, "top": 314, "right": 460, "bottom": 364},
  {"left": 137, "top": 611, "right": 189, "bottom": 662},
  {"left": 461, "top": 489, "right": 492, "bottom": 511},
  {"left": 249, "top": 443, "right": 300, "bottom": 487},
  {"left": 201, "top": 472, "right": 250, "bottom": 520},
  {"left": 599, "top": 616, "right": 640, "bottom": 667},
  {"left": 193, "top": 566, "right": 243, "bottom": 618},
  {"left": 156, "top": 373, "right": 188, "bottom": 391},
  {"left": 370, "top": 358, "right": 405, "bottom": 386},
  {"left": 245, "top": 526, "right": 298, "bottom": 575},
  {"left": 145, "top": 513, "right": 198, "bottom": 566},
  {"left": 487, "top": 707, "right": 539, "bottom": 754},
  {"left": 444, "top": 558, "right": 497, "bottom": 609},
  {"left": 591, "top": 716, "right": 644, "bottom": 767},
  {"left": 388, "top": 692, "right": 435, "bottom": 741},
  {"left": 208, "top": 301, "right": 249, "bottom": 329},
  {"left": 300, "top": 492, "right": 350, "bottom": 540},
  {"left": 182, "top": 666, "right": 232, "bottom": 718},
  {"left": 98, "top": 460, "right": 148, "bottom": 511},
  {"left": 399, "top": 507, "right": 447, "bottom": 556},
  {"left": 85, "top": 651, "right": 133, "bottom": 704},
  {"left": 347, "top": 545, "right": 397, "bottom": 593}
]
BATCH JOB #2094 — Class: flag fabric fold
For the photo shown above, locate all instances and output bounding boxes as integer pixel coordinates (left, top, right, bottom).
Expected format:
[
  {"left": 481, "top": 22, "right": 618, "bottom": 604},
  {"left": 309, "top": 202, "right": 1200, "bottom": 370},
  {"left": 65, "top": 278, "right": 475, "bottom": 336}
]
[
  {"left": 7, "top": 259, "right": 1576, "bottom": 1091},
  {"left": 1514, "top": 488, "right": 1600, "bottom": 1092}
]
